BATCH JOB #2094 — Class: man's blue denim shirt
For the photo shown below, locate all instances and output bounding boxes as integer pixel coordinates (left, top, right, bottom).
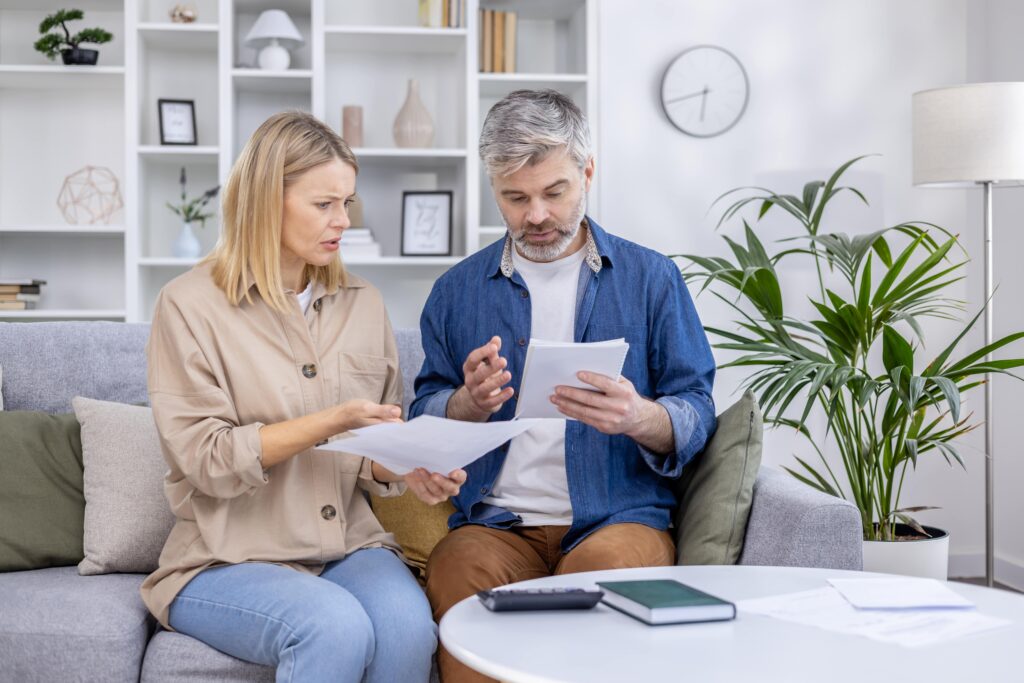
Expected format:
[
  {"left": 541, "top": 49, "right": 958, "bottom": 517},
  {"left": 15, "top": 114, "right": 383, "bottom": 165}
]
[{"left": 409, "top": 217, "right": 717, "bottom": 551}]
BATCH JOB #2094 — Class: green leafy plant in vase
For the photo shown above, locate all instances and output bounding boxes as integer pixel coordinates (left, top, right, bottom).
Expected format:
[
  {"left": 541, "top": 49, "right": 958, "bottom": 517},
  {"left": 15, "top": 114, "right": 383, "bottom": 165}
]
[
  {"left": 34, "top": 9, "right": 113, "bottom": 66},
  {"left": 167, "top": 167, "right": 219, "bottom": 259},
  {"left": 677, "top": 156, "right": 1024, "bottom": 548}
]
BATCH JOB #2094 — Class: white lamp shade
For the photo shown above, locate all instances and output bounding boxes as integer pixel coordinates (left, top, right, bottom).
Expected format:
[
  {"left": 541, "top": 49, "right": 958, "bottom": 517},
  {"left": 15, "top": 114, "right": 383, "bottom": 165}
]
[
  {"left": 244, "top": 10, "right": 304, "bottom": 48},
  {"left": 913, "top": 82, "right": 1024, "bottom": 187}
]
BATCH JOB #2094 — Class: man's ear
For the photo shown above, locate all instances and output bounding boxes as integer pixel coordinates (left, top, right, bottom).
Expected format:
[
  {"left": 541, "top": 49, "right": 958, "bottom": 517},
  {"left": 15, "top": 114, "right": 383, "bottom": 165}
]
[{"left": 583, "top": 156, "right": 595, "bottom": 192}]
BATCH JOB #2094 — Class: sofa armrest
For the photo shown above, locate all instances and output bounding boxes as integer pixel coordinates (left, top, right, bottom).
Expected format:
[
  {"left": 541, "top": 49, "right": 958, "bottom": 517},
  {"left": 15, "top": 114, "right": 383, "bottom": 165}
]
[{"left": 738, "top": 467, "right": 863, "bottom": 570}]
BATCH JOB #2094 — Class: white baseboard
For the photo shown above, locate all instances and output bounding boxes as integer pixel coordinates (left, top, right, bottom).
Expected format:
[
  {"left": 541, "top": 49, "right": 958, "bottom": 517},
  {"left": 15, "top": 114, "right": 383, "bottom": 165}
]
[{"left": 949, "top": 552, "right": 1024, "bottom": 591}]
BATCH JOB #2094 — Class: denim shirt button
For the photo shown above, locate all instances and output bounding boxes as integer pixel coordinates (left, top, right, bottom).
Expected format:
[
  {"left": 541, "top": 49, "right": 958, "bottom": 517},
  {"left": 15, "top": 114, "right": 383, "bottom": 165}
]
[
  {"left": 518, "top": 338, "right": 526, "bottom": 346},
  {"left": 521, "top": 290, "right": 529, "bottom": 298},
  {"left": 480, "top": 486, "right": 488, "bottom": 494}
]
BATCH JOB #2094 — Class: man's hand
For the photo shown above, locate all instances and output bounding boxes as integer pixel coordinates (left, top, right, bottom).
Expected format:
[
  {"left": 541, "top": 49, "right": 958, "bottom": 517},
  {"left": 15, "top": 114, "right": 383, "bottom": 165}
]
[
  {"left": 550, "top": 372, "right": 674, "bottom": 454},
  {"left": 404, "top": 468, "right": 467, "bottom": 505},
  {"left": 447, "top": 336, "right": 515, "bottom": 422}
]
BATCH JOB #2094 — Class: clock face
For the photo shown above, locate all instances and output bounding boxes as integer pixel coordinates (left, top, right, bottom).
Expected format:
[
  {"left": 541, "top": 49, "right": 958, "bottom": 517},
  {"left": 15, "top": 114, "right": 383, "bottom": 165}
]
[{"left": 660, "top": 45, "right": 749, "bottom": 138}]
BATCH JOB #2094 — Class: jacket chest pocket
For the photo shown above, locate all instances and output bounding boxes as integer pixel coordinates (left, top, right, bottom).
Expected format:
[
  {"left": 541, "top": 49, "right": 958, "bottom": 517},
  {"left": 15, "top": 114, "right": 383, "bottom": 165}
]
[{"left": 335, "top": 351, "right": 389, "bottom": 405}]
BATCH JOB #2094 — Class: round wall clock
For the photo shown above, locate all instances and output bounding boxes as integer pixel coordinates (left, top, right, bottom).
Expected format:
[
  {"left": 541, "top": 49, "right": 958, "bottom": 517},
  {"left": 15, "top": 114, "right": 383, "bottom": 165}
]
[{"left": 660, "top": 45, "right": 750, "bottom": 138}]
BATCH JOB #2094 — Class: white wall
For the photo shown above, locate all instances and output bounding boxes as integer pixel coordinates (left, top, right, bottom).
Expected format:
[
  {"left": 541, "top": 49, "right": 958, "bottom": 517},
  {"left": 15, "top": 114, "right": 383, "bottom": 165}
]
[{"left": 594, "top": 0, "right": 1024, "bottom": 583}]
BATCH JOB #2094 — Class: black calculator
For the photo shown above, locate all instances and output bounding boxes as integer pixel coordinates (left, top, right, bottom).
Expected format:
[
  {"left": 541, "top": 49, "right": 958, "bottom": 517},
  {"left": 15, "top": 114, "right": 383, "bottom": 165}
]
[{"left": 477, "top": 587, "right": 604, "bottom": 612}]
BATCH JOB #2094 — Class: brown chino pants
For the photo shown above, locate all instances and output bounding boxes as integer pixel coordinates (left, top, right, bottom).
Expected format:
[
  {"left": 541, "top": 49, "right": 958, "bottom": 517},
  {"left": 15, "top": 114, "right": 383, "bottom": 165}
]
[{"left": 425, "top": 523, "right": 675, "bottom": 683}]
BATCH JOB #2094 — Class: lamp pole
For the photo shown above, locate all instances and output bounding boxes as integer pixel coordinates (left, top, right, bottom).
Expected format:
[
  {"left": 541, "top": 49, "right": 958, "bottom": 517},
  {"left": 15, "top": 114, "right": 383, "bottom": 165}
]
[{"left": 983, "top": 180, "right": 994, "bottom": 587}]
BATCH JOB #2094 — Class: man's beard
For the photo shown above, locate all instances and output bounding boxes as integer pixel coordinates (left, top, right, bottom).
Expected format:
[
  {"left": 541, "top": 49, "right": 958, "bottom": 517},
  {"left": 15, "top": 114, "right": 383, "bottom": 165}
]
[{"left": 504, "top": 189, "right": 587, "bottom": 262}]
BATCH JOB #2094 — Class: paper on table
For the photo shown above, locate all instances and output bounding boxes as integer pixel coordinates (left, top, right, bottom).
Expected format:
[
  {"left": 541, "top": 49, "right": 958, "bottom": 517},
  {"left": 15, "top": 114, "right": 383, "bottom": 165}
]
[
  {"left": 827, "top": 578, "right": 975, "bottom": 610},
  {"left": 318, "top": 415, "right": 545, "bottom": 475},
  {"left": 515, "top": 338, "right": 630, "bottom": 419},
  {"left": 738, "top": 587, "right": 1008, "bottom": 648}
]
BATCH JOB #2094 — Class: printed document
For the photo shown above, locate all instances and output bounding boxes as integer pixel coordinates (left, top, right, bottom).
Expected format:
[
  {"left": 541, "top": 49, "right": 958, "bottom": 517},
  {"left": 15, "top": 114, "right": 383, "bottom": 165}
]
[
  {"left": 515, "top": 338, "right": 630, "bottom": 419},
  {"left": 318, "top": 415, "right": 545, "bottom": 475}
]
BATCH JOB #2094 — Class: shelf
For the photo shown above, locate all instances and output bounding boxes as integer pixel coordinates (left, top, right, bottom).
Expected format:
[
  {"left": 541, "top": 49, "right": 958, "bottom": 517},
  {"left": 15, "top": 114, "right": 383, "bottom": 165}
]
[
  {"left": 0, "top": 0, "right": 121, "bottom": 9},
  {"left": 139, "top": 146, "right": 220, "bottom": 164},
  {"left": 479, "top": 226, "right": 507, "bottom": 236},
  {"left": 0, "top": 65, "right": 124, "bottom": 90},
  {"left": 232, "top": 68, "right": 312, "bottom": 93},
  {"left": 0, "top": 224, "right": 125, "bottom": 235},
  {"left": 324, "top": 26, "right": 467, "bottom": 54},
  {"left": 139, "top": 258, "right": 199, "bottom": 267},
  {"left": 138, "top": 23, "right": 219, "bottom": 51},
  {"left": 353, "top": 147, "right": 467, "bottom": 168},
  {"left": 0, "top": 309, "right": 126, "bottom": 320},
  {"left": 478, "top": 72, "right": 587, "bottom": 96}
]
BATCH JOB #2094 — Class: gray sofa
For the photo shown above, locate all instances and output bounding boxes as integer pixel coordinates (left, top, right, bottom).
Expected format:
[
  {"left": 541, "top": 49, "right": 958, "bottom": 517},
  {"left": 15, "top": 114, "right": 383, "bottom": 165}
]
[{"left": 0, "top": 321, "right": 862, "bottom": 682}]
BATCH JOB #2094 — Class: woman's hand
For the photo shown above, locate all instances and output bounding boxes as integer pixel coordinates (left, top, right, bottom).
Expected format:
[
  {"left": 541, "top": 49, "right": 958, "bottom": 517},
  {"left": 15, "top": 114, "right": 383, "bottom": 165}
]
[
  {"left": 336, "top": 399, "right": 402, "bottom": 432},
  {"left": 404, "top": 468, "right": 466, "bottom": 505}
]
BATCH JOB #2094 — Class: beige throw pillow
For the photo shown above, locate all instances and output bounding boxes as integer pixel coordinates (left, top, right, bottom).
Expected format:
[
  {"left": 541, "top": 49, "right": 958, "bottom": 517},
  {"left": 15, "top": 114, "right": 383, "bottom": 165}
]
[
  {"left": 72, "top": 396, "right": 175, "bottom": 574},
  {"left": 673, "top": 390, "right": 763, "bottom": 565}
]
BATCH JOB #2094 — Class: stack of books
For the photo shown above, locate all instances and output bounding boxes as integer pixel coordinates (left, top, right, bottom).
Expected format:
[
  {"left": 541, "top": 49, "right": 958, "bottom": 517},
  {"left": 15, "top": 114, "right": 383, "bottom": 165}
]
[
  {"left": 419, "top": 0, "right": 466, "bottom": 28},
  {"left": 0, "top": 278, "right": 46, "bottom": 310},
  {"left": 341, "top": 228, "right": 381, "bottom": 260},
  {"left": 479, "top": 9, "right": 517, "bottom": 73}
]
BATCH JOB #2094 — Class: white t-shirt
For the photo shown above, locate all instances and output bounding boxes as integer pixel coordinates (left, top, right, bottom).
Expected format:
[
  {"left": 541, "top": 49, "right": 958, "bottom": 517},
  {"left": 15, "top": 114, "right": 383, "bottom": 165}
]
[
  {"left": 296, "top": 281, "right": 314, "bottom": 314},
  {"left": 483, "top": 245, "right": 586, "bottom": 526}
]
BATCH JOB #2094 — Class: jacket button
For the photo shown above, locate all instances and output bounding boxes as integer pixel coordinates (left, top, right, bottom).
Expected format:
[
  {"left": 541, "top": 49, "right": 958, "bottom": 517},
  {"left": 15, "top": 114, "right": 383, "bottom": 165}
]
[
  {"left": 313, "top": 299, "right": 322, "bottom": 312},
  {"left": 321, "top": 505, "right": 337, "bottom": 520},
  {"left": 518, "top": 338, "right": 526, "bottom": 346},
  {"left": 302, "top": 363, "right": 318, "bottom": 378}
]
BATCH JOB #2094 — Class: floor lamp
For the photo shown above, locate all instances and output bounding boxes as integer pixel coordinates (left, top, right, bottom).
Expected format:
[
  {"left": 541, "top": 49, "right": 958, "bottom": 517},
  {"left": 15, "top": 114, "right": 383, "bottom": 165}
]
[{"left": 912, "top": 82, "right": 1024, "bottom": 587}]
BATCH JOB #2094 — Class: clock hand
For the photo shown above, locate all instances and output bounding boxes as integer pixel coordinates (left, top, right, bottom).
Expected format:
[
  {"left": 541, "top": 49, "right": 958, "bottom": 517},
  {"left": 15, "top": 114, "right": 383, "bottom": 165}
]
[
  {"left": 700, "top": 85, "right": 709, "bottom": 121},
  {"left": 665, "top": 88, "right": 713, "bottom": 105}
]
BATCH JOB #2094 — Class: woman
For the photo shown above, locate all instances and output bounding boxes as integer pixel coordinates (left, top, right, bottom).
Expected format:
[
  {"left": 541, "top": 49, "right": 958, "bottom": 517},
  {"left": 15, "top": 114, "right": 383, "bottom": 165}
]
[{"left": 140, "top": 111, "right": 464, "bottom": 682}]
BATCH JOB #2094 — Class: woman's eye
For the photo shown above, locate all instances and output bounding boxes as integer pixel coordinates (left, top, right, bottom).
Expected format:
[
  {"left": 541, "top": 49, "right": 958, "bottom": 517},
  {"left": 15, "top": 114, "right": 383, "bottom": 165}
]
[
  {"left": 344, "top": 199, "right": 354, "bottom": 208},
  {"left": 316, "top": 201, "right": 331, "bottom": 209}
]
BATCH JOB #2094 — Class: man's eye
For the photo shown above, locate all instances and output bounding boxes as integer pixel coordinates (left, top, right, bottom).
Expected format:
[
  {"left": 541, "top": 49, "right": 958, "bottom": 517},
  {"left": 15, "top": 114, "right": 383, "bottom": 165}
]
[
  {"left": 511, "top": 196, "right": 527, "bottom": 203},
  {"left": 546, "top": 193, "right": 563, "bottom": 199}
]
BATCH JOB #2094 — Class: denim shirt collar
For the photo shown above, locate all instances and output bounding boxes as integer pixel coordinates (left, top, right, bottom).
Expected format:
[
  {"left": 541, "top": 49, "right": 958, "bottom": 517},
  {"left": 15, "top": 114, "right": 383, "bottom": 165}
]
[{"left": 490, "top": 216, "right": 610, "bottom": 279}]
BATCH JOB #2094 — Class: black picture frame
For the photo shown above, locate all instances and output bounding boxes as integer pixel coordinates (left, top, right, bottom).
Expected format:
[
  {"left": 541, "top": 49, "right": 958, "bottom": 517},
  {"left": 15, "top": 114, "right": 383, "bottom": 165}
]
[
  {"left": 401, "top": 190, "right": 453, "bottom": 256},
  {"left": 158, "top": 99, "right": 198, "bottom": 146}
]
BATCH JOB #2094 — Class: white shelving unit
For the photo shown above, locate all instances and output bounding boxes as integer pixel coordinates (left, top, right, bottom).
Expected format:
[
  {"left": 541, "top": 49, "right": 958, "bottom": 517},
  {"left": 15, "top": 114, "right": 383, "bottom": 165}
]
[{"left": 0, "top": 0, "right": 597, "bottom": 323}]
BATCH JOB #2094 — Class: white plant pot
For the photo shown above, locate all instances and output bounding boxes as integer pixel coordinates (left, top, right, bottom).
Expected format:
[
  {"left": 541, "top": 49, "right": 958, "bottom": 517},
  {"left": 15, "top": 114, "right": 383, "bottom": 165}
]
[
  {"left": 173, "top": 221, "right": 202, "bottom": 259},
  {"left": 862, "top": 524, "right": 950, "bottom": 580}
]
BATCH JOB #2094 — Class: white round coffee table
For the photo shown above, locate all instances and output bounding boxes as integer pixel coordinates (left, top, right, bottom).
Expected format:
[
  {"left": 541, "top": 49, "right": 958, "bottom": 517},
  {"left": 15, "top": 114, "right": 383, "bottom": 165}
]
[{"left": 439, "top": 565, "right": 1023, "bottom": 683}]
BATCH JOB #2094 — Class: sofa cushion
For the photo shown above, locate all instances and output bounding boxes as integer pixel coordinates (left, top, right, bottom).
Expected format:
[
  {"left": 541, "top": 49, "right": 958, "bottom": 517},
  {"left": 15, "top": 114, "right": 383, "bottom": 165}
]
[
  {"left": 673, "top": 390, "right": 763, "bottom": 565},
  {"left": 0, "top": 411, "right": 85, "bottom": 572},
  {"left": 371, "top": 492, "right": 454, "bottom": 578},
  {"left": 0, "top": 321, "right": 150, "bottom": 413},
  {"left": 0, "top": 567, "right": 151, "bottom": 682},
  {"left": 0, "top": 363, "right": 5, "bottom": 410},
  {"left": 73, "top": 397, "right": 175, "bottom": 575},
  {"left": 141, "top": 630, "right": 274, "bottom": 683}
]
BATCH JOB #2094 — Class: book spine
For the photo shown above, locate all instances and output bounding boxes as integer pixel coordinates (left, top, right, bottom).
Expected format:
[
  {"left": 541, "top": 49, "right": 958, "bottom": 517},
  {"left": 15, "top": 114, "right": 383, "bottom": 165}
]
[
  {"left": 494, "top": 11, "right": 505, "bottom": 73},
  {"left": 505, "top": 11, "right": 516, "bottom": 73},
  {"left": 483, "top": 10, "right": 493, "bottom": 72}
]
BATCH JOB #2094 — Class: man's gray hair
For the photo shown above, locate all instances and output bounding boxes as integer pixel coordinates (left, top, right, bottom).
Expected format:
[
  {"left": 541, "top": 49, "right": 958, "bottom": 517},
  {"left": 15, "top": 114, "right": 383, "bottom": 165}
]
[{"left": 479, "top": 89, "right": 592, "bottom": 178}]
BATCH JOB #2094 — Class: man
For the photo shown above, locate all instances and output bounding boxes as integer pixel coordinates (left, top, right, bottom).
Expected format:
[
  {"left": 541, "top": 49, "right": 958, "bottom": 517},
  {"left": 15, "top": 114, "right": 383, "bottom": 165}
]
[{"left": 410, "top": 90, "right": 716, "bottom": 682}]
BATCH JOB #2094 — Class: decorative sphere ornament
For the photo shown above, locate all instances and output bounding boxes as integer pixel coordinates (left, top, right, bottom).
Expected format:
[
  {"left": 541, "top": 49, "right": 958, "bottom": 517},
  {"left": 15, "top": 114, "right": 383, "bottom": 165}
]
[{"left": 57, "top": 165, "right": 124, "bottom": 225}]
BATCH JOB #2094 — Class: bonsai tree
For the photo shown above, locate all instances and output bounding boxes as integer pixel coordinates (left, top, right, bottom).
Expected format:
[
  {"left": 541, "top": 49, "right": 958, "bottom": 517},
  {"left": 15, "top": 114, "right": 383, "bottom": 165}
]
[
  {"left": 34, "top": 9, "right": 113, "bottom": 61},
  {"left": 677, "top": 157, "right": 1024, "bottom": 541},
  {"left": 167, "top": 167, "right": 219, "bottom": 227}
]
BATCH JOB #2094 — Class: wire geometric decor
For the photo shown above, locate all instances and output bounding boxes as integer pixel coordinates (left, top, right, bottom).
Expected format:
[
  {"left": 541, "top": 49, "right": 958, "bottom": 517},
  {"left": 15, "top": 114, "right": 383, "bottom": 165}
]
[{"left": 57, "top": 165, "right": 124, "bottom": 224}]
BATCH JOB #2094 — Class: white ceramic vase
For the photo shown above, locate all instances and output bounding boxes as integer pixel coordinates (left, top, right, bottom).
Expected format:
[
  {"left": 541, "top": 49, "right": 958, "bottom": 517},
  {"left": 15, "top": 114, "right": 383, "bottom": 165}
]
[
  {"left": 393, "top": 79, "right": 434, "bottom": 148},
  {"left": 173, "top": 221, "right": 202, "bottom": 259},
  {"left": 862, "top": 524, "right": 950, "bottom": 580}
]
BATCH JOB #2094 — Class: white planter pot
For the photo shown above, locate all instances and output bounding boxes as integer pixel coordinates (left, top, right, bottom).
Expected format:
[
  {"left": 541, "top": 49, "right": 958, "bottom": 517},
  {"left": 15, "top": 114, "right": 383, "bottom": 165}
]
[
  {"left": 173, "top": 221, "right": 202, "bottom": 259},
  {"left": 862, "top": 524, "right": 950, "bottom": 580}
]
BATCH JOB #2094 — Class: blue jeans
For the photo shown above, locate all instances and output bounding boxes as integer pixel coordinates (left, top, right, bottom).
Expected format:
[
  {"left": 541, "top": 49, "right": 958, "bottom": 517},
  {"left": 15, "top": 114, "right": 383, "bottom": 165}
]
[{"left": 168, "top": 548, "right": 436, "bottom": 683}]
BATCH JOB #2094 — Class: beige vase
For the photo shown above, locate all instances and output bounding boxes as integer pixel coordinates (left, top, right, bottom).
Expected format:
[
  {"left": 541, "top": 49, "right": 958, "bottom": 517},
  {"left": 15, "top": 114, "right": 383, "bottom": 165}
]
[{"left": 393, "top": 79, "right": 434, "bottom": 148}]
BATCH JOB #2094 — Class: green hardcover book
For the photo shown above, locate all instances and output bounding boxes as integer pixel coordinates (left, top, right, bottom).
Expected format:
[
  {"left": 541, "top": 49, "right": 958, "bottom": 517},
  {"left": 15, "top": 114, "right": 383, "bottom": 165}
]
[{"left": 596, "top": 579, "right": 736, "bottom": 625}]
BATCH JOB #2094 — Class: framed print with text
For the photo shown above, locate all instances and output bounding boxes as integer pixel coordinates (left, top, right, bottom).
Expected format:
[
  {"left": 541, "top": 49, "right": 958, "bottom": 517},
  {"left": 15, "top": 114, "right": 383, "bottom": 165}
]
[
  {"left": 158, "top": 99, "right": 197, "bottom": 145},
  {"left": 401, "top": 190, "right": 453, "bottom": 256}
]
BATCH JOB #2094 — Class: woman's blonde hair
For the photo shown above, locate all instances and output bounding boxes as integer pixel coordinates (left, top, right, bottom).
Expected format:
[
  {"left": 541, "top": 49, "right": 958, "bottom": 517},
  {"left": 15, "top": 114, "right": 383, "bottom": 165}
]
[{"left": 205, "top": 110, "right": 358, "bottom": 311}]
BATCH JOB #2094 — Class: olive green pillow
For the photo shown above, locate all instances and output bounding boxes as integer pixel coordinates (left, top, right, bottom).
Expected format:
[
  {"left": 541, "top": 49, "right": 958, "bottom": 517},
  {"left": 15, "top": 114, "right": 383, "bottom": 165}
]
[
  {"left": 371, "top": 491, "right": 454, "bottom": 580},
  {"left": 673, "top": 390, "right": 763, "bottom": 565},
  {"left": 0, "top": 411, "right": 85, "bottom": 572}
]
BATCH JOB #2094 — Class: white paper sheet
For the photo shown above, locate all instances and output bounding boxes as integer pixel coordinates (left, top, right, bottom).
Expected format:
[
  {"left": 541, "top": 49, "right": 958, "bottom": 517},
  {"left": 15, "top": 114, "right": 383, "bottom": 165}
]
[
  {"left": 515, "top": 338, "right": 630, "bottom": 419},
  {"left": 827, "top": 578, "right": 975, "bottom": 610},
  {"left": 738, "top": 587, "right": 1008, "bottom": 648},
  {"left": 318, "top": 415, "right": 545, "bottom": 475}
]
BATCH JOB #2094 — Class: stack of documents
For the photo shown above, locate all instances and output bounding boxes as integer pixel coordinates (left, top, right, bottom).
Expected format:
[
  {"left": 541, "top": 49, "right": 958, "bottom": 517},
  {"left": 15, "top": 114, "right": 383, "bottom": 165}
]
[
  {"left": 738, "top": 578, "right": 1009, "bottom": 647},
  {"left": 515, "top": 338, "right": 630, "bottom": 419}
]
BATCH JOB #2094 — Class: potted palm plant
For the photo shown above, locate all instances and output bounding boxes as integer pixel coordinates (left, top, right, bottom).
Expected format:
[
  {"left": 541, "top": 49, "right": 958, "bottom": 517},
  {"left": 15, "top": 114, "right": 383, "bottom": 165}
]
[
  {"left": 34, "top": 9, "right": 113, "bottom": 66},
  {"left": 677, "top": 157, "right": 1024, "bottom": 578}
]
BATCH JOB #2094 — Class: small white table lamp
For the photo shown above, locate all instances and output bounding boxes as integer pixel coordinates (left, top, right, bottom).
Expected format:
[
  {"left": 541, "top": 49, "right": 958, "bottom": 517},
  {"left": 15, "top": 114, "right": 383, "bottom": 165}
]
[
  {"left": 913, "top": 82, "right": 1024, "bottom": 587},
  {"left": 244, "top": 10, "right": 304, "bottom": 71}
]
